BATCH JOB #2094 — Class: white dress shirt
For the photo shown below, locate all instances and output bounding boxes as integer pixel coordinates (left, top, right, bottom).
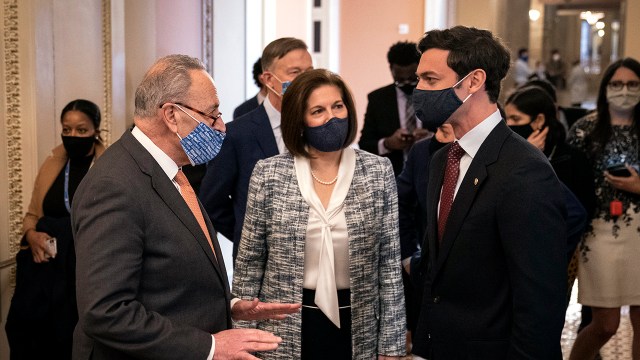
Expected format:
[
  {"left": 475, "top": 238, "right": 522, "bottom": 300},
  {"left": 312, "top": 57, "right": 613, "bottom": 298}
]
[
  {"left": 441, "top": 109, "right": 502, "bottom": 209},
  {"left": 263, "top": 96, "right": 286, "bottom": 154},
  {"left": 294, "top": 147, "right": 356, "bottom": 328}
]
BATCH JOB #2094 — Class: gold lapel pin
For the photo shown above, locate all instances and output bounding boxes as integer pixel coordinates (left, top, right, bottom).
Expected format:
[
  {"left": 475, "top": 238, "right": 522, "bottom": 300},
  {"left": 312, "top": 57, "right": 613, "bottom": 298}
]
[{"left": 474, "top": 178, "right": 479, "bottom": 185}]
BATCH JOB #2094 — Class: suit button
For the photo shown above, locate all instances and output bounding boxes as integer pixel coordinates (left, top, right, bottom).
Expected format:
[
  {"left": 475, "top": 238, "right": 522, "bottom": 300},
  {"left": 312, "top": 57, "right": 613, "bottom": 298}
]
[{"left": 433, "top": 296, "right": 441, "bottom": 303}]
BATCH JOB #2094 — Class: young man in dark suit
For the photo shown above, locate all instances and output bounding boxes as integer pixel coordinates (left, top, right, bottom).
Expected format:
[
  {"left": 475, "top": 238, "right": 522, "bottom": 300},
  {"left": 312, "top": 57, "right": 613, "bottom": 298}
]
[
  {"left": 200, "top": 37, "right": 313, "bottom": 260},
  {"left": 359, "top": 41, "right": 431, "bottom": 175},
  {"left": 411, "top": 26, "right": 567, "bottom": 359},
  {"left": 72, "top": 54, "right": 299, "bottom": 360}
]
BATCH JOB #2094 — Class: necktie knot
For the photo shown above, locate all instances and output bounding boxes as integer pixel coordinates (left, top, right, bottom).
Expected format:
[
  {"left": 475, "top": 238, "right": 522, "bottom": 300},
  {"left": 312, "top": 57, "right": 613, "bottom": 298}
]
[
  {"left": 174, "top": 169, "right": 189, "bottom": 186},
  {"left": 448, "top": 141, "right": 465, "bottom": 161}
]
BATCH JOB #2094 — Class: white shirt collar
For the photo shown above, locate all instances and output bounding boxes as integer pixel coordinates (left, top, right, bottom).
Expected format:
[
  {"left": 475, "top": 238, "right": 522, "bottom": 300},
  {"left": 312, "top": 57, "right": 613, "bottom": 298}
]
[
  {"left": 131, "top": 126, "right": 179, "bottom": 181},
  {"left": 257, "top": 91, "right": 266, "bottom": 104},
  {"left": 456, "top": 109, "right": 502, "bottom": 159},
  {"left": 263, "top": 96, "right": 281, "bottom": 131}
]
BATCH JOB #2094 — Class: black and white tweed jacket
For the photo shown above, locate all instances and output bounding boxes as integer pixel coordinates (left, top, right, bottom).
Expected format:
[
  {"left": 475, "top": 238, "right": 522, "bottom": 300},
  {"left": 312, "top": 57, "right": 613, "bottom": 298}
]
[{"left": 232, "top": 149, "right": 406, "bottom": 359}]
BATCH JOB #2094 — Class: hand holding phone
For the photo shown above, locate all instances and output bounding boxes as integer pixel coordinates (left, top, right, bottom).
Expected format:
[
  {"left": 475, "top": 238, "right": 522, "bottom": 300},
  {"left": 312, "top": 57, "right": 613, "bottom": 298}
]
[{"left": 606, "top": 163, "right": 636, "bottom": 177}]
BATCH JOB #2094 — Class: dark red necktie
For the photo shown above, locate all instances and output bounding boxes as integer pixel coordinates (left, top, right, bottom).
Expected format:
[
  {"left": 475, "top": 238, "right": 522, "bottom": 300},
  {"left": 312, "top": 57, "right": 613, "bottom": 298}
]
[{"left": 438, "top": 141, "right": 465, "bottom": 244}]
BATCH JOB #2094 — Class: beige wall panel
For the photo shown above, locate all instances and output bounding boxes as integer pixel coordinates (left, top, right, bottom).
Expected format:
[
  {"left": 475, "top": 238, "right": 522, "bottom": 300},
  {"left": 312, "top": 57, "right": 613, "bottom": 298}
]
[
  {"left": 624, "top": 0, "right": 640, "bottom": 59},
  {"left": 340, "top": 0, "right": 424, "bottom": 140}
]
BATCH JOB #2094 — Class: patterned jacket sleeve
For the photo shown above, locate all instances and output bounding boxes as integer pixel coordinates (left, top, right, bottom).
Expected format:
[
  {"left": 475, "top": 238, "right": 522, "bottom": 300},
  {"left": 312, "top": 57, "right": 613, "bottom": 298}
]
[
  {"left": 376, "top": 158, "right": 407, "bottom": 356},
  {"left": 232, "top": 160, "right": 268, "bottom": 328}
]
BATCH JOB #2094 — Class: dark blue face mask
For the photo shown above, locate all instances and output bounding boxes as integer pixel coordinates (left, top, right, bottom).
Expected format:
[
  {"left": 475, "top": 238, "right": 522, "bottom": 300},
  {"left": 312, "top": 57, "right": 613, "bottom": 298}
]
[
  {"left": 412, "top": 72, "right": 472, "bottom": 132},
  {"left": 304, "top": 117, "right": 349, "bottom": 152}
]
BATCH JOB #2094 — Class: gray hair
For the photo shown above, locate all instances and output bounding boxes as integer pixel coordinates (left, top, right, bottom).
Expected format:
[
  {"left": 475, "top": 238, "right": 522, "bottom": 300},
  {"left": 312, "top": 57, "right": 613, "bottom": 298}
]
[{"left": 134, "top": 54, "right": 206, "bottom": 118}]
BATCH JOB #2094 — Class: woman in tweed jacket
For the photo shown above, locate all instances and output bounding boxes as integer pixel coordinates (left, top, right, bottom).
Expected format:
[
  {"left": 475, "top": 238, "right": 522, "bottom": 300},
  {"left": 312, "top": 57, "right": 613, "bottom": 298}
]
[{"left": 233, "top": 69, "right": 406, "bottom": 359}]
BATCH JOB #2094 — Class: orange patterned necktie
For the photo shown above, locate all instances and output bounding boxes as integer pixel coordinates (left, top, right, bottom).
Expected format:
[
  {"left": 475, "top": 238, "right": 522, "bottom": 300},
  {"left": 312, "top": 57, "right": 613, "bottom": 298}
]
[{"left": 174, "top": 169, "right": 217, "bottom": 262}]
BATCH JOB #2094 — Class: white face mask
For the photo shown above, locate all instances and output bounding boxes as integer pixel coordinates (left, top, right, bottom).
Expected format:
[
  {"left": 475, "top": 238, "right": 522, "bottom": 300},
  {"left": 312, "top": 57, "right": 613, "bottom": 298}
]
[
  {"left": 607, "top": 87, "right": 640, "bottom": 112},
  {"left": 552, "top": 54, "right": 561, "bottom": 61}
]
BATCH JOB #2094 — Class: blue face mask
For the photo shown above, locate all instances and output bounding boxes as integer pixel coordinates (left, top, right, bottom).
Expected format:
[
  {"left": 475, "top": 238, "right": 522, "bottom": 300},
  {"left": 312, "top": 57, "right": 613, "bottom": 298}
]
[
  {"left": 270, "top": 74, "right": 292, "bottom": 96},
  {"left": 175, "top": 105, "right": 226, "bottom": 165},
  {"left": 412, "top": 72, "right": 473, "bottom": 132},
  {"left": 304, "top": 117, "right": 349, "bottom": 152}
]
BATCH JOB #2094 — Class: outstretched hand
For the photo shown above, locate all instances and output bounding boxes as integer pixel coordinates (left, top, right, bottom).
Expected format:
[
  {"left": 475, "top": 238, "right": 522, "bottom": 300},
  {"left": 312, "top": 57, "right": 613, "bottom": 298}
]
[
  {"left": 231, "top": 298, "right": 301, "bottom": 321},
  {"left": 213, "top": 328, "right": 282, "bottom": 360}
]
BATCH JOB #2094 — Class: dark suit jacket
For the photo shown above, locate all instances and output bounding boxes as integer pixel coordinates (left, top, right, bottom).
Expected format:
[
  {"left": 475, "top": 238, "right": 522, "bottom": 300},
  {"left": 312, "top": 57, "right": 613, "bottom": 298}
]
[
  {"left": 397, "top": 138, "right": 446, "bottom": 261},
  {"left": 413, "top": 121, "right": 567, "bottom": 359},
  {"left": 233, "top": 95, "right": 260, "bottom": 120},
  {"left": 359, "top": 84, "right": 405, "bottom": 175},
  {"left": 200, "top": 104, "right": 279, "bottom": 259},
  {"left": 72, "top": 130, "right": 231, "bottom": 360}
]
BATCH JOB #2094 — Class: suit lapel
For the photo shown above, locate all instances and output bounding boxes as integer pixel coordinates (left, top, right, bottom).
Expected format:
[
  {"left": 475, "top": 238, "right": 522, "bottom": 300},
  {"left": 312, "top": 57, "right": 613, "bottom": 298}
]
[
  {"left": 431, "top": 122, "right": 511, "bottom": 278},
  {"left": 250, "top": 106, "right": 279, "bottom": 157},
  {"left": 382, "top": 85, "right": 401, "bottom": 133},
  {"left": 426, "top": 147, "right": 446, "bottom": 271},
  {"left": 120, "top": 131, "right": 226, "bottom": 283}
]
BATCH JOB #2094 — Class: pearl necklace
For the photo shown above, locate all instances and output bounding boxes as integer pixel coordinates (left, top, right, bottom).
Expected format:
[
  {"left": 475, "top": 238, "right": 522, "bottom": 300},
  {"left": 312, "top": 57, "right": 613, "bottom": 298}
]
[{"left": 311, "top": 169, "right": 338, "bottom": 185}]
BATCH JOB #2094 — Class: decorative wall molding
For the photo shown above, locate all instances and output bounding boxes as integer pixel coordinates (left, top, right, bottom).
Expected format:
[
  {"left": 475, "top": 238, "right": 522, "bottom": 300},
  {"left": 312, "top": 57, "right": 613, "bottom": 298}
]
[
  {"left": 102, "top": 0, "right": 112, "bottom": 145},
  {"left": 201, "top": 0, "right": 213, "bottom": 75},
  {"left": 4, "top": 0, "right": 23, "bottom": 278}
]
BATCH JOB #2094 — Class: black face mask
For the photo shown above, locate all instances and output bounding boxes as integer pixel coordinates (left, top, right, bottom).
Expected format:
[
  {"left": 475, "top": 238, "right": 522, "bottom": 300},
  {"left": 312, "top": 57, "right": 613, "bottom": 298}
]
[
  {"left": 62, "top": 135, "right": 95, "bottom": 159},
  {"left": 509, "top": 124, "right": 534, "bottom": 139}
]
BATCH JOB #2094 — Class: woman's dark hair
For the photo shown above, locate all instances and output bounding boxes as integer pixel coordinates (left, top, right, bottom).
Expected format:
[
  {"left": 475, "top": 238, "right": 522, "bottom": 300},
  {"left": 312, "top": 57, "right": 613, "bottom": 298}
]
[
  {"left": 506, "top": 86, "right": 566, "bottom": 155},
  {"left": 281, "top": 69, "right": 357, "bottom": 158},
  {"left": 587, "top": 57, "right": 640, "bottom": 155},
  {"left": 61, "top": 99, "right": 102, "bottom": 141}
]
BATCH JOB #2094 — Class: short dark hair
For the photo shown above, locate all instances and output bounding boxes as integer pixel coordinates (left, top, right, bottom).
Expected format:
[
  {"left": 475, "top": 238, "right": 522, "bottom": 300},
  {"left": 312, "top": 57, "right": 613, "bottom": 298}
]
[
  {"left": 261, "top": 38, "right": 308, "bottom": 71},
  {"left": 281, "top": 69, "right": 358, "bottom": 158},
  {"left": 418, "top": 26, "right": 511, "bottom": 103},
  {"left": 252, "top": 57, "right": 263, "bottom": 88},
  {"left": 518, "top": 48, "right": 528, "bottom": 57},
  {"left": 387, "top": 41, "right": 420, "bottom": 66},
  {"left": 506, "top": 86, "right": 565, "bottom": 152}
]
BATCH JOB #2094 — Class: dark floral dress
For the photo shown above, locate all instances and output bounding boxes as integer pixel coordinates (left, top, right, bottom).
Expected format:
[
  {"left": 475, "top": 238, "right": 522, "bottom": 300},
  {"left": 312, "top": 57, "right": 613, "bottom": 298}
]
[{"left": 567, "top": 113, "right": 640, "bottom": 307}]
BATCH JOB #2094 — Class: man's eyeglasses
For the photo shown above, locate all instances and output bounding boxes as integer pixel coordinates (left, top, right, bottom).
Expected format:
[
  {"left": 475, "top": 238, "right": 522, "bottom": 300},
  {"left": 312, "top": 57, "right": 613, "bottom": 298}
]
[
  {"left": 161, "top": 102, "right": 222, "bottom": 124},
  {"left": 608, "top": 81, "right": 640, "bottom": 92}
]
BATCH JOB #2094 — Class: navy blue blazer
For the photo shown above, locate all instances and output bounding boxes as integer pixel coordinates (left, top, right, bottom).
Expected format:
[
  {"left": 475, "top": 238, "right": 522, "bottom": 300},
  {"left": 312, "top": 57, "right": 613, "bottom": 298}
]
[
  {"left": 413, "top": 121, "right": 567, "bottom": 359},
  {"left": 232, "top": 95, "right": 260, "bottom": 120},
  {"left": 397, "top": 137, "right": 446, "bottom": 261},
  {"left": 200, "top": 104, "right": 279, "bottom": 259}
]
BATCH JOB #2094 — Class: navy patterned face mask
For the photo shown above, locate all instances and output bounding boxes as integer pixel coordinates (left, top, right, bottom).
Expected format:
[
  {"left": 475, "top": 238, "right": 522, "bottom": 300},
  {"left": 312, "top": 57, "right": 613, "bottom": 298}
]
[
  {"left": 412, "top": 72, "right": 472, "bottom": 132},
  {"left": 304, "top": 117, "right": 349, "bottom": 152}
]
